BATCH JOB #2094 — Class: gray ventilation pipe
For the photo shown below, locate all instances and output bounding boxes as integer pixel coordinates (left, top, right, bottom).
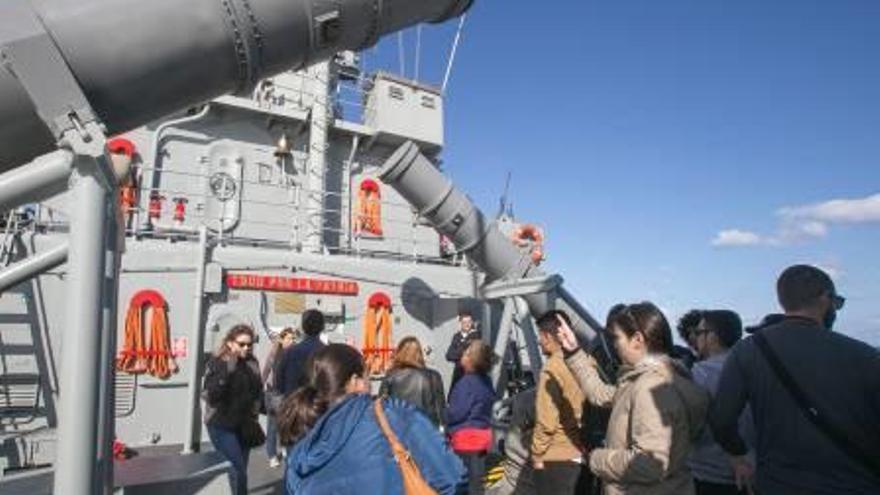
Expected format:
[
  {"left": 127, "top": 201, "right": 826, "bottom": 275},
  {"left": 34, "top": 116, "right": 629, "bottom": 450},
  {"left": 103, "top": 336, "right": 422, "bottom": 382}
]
[
  {"left": 380, "top": 141, "right": 608, "bottom": 349},
  {"left": 0, "top": 0, "right": 473, "bottom": 169}
]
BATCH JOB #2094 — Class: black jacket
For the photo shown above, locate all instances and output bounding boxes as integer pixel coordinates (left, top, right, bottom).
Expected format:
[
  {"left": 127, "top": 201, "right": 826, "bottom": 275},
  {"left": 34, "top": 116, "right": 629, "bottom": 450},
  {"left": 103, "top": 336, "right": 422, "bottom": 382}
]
[
  {"left": 202, "top": 355, "right": 263, "bottom": 429},
  {"left": 277, "top": 336, "right": 325, "bottom": 395},
  {"left": 445, "top": 330, "right": 480, "bottom": 390},
  {"left": 379, "top": 366, "right": 446, "bottom": 426},
  {"left": 710, "top": 316, "right": 880, "bottom": 494}
]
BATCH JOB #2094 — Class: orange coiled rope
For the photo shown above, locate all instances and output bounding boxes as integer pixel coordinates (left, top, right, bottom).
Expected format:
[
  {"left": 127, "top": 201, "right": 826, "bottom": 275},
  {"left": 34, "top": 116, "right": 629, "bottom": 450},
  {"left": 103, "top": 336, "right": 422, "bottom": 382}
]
[
  {"left": 363, "top": 292, "right": 393, "bottom": 375},
  {"left": 116, "top": 290, "right": 178, "bottom": 379},
  {"left": 355, "top": 179, "right": 383, "bottom": 236}
]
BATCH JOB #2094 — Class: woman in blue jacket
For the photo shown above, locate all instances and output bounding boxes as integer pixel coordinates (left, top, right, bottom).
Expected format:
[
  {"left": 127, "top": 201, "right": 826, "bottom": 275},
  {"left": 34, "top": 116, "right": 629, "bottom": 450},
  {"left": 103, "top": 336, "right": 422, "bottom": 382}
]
[
  {"left": 278, "top": 344, "right": 466, "bottom": 495},
  {"left": 446, "top": 340, "right": 496, "bottom": 495}
]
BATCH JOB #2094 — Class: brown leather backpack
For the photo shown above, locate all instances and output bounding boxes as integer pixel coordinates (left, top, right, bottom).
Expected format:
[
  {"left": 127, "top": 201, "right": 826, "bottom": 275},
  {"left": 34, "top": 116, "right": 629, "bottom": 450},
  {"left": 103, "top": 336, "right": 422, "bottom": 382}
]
[{"left": 373, "top": 399, "right": 439, "bottom": 495}]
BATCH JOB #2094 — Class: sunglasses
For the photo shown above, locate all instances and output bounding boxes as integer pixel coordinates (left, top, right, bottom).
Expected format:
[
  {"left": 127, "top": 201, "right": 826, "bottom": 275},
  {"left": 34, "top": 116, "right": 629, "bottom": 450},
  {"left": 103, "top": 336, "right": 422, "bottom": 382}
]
[
  {"left": 831, "top": 293, "right": 846, "bottom": 311},
  {"left": 234, "top": 340, "right": 253, "bottom": 348}
]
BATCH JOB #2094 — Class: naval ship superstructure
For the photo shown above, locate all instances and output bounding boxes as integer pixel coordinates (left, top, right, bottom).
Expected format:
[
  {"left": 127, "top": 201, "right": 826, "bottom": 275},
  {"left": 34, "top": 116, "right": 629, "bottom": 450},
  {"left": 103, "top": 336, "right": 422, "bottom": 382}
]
[
  {"left": 0, "top": 53, "right": 498, "bottom": 475},
  {"left": 0, "top": 0, "right": 611, "bottom": 492}
]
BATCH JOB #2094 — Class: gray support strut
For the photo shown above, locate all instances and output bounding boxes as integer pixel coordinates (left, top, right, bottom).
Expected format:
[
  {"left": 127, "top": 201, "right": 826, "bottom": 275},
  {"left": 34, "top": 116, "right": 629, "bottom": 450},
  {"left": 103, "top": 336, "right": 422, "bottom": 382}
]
[
  {"left": 0, "top": 242, "right": 68, "bottom": 294},
  {"left": 0, "top": 149, "right": 73, "bottom": 211},
  {"left": 514, "top": 297, "right": 543, "bottom": 376},
  {"left": 52, "top": 155, "right": 111, "bottom": 495},
  {"left": 95, "top": 201, "right": 121, "bottom": 495},
  {"left": 490, "top": 298, "right": 516, "bottom": 391},
  {"left": 183, "top": 225, "right": 210, "bottom": 454}
]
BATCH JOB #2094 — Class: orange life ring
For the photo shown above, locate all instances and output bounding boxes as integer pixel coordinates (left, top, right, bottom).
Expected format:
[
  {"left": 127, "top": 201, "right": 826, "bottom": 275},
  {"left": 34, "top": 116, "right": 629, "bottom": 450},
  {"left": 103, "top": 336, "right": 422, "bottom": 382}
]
[{"left": 511, "top": 224, "right": 545, "bottom": 264}]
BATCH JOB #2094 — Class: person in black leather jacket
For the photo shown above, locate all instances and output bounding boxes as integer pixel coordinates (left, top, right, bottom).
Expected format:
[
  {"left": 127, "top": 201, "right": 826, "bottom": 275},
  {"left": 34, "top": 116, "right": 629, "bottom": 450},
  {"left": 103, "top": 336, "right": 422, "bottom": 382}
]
[
  {"left": 202, "top": 324, "right": 263, "bottom": 495},
  {"left": 380, "top": 336, "right": 446, "bottom": 427}
]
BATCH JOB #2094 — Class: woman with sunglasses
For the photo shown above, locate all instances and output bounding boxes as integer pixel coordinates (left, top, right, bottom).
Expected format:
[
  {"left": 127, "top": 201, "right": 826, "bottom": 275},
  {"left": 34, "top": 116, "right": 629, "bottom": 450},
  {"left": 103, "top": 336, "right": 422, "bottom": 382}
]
[{"left": 202, "top": 324, "right": 264, "bottom": 495}]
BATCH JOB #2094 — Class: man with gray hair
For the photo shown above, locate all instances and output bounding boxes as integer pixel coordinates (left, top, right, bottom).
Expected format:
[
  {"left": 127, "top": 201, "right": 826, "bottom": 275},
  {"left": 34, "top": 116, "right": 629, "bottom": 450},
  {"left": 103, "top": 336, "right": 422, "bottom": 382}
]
[{"left": 710, "top": 265, "right": 880, "bottom": 494}]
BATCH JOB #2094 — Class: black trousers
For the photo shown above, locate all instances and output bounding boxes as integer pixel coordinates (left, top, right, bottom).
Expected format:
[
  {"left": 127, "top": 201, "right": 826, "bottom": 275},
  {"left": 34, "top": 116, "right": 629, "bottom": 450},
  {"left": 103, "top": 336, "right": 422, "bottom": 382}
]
[
  {"left": 459, "top": 452, "right": 487, "bottom": 495},
  {"left": 533, "top": 462, "right": 590, "bottom": 495},
  {"left": 695, "top": 479, "right": 749, "bottom": 495}
]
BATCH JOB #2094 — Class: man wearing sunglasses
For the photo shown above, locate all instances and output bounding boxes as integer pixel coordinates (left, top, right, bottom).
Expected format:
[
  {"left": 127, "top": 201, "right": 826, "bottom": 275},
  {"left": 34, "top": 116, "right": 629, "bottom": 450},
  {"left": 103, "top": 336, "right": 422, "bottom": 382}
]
[{"left": 710, "top": 264, "right": 880, "bottom": 495}]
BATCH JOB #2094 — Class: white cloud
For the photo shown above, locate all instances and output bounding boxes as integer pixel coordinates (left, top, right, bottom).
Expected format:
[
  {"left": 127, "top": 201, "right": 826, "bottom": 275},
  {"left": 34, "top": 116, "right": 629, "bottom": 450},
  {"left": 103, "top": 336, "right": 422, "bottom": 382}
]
[
  {"left": 780, "top": 193, "right": 880, "bottom": 224},
  {"left": 711, "top": 229, "right": 765, "bottom": 247},
  {"left": 711, "top": 193, "right": 880, "bottom": 247}
]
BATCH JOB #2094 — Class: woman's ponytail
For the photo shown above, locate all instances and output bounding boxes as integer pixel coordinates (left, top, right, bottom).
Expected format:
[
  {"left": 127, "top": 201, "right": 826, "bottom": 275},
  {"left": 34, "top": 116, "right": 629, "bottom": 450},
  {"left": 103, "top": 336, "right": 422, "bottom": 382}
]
[
  {"left": 276, "top": 344, "right": 366, "bottom": 446},
  {"left": 277, "top": 385, "right": 329, "bottom": 446}
]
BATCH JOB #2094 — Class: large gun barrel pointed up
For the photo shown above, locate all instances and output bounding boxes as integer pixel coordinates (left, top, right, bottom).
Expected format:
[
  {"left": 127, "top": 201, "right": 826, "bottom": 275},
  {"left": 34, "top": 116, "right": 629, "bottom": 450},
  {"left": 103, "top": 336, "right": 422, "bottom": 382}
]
[
  {"left": 0, "top": 0, "right": 473, "bottom": 169},
  {"left": 380, "top": 141, "right": 612, "bottom": 359}
]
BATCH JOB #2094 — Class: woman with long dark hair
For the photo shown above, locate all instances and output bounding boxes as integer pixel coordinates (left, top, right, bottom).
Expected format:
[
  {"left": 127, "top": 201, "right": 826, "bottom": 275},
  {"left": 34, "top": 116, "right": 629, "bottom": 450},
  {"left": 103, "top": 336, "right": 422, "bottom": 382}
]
[
  {"left": 557, "top": 303, "right": 710, "bottom": 495},
  {"left": 202, "top": 324, "right": 263, "bottom": 495},
  {"left": 278, "top": 343, "right": 465, "bottom": 494},
  {"left": 380, "top": 336, "right": 447, "bottom": 427}
]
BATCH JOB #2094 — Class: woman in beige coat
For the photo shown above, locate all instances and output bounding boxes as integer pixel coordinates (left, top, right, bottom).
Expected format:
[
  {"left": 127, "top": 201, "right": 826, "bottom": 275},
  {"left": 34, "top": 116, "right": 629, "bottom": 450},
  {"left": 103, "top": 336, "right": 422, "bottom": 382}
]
[{"left": 556, "top": 303, "right": 710, "bottom": 495}]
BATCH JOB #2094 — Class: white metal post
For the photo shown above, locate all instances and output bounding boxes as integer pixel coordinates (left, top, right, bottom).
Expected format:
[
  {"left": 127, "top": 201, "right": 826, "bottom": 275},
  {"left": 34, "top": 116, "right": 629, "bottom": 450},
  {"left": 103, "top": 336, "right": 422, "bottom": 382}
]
[{"left": 183, "top": 225, "right": 210, "bottom": 453}]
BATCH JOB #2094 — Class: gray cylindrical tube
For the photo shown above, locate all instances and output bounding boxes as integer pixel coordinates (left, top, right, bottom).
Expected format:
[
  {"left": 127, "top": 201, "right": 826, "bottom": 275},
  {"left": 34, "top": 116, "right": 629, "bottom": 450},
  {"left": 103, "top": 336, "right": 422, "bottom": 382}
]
[
  {"left": 0, "top": 149, "right": 74, "bottom": 211},
  {"left": 52, "top": 157, "right": 109, "bottom": 495},
  {"left": 0, "top": 0, "right": 473, "bottom": 169},
  {"left": 96, "top": 200, "right": 120, "bottom": 495},
  {"left": 380, "top": 141, "right": 606, "bottom": 345},
  {"left": 0, "top": 243, "right": 68, "bottom": 294},
  {"left": 183, "top": 226, "right": 210, "bottom": 454}
]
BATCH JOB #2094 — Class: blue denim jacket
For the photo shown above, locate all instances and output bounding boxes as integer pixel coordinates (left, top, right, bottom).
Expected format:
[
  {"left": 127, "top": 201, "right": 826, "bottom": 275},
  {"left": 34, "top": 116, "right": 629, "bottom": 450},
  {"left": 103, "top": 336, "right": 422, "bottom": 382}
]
[{"left": 286, "top": 394, "right": 466, "bottom": 495}]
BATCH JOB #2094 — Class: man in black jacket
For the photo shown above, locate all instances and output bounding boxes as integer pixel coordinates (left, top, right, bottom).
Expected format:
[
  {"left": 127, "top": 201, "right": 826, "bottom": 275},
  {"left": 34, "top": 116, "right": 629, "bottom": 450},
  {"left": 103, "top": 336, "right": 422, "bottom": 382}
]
[
  {"left": 446, "top": 310, "right": 480, "bottom": 393},
  {"left": 710, "top": 265, "right": 880, "bottom": 495}
]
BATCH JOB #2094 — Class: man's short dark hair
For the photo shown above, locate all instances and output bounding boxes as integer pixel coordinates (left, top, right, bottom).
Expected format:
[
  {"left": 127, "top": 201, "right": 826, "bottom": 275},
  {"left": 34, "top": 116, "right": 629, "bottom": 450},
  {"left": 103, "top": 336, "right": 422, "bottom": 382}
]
[
  {"left": 701, "top": 310, "right": 742, "bottom": 349},
  {"left": 676, "top": 309, "right": 704, "bottom": 342},
  {"left": 536, "top": 310, "right": 572, "bottom": 334},
  {"left": 458, "top": 310, "right": 473, "bottom": 319},
  {"left": 777, "top": 264, "right": 835, "bottom": 312},
  {"left": 301, "top": 309, "right": 325, "bottom": 337}
]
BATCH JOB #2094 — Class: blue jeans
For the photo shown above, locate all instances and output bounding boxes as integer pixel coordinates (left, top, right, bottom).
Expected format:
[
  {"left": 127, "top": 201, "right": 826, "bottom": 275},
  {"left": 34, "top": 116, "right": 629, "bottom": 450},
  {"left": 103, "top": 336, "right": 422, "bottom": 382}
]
[
  {"left": 266, "top": 414, "right": 279, "bottom": 459},
  {"left": 207, "top": 424, "right": 250, "bottom": 495}
]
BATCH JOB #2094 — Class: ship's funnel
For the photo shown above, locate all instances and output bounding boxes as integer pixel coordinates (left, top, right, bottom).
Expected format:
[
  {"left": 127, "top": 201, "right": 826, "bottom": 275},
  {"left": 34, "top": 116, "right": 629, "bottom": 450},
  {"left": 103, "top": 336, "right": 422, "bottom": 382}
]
[
  {"left": 380, "top": 141, "right": 609, "bottom": 350},
  {"left": 0, "top": 0, "right": 473, "bottom": 169}
]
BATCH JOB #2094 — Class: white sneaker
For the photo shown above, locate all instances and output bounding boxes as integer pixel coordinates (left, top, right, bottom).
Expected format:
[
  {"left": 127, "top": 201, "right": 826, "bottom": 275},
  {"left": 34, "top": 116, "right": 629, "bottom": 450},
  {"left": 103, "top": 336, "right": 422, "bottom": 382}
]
[{"left": 269, "top": 456, "right": 281, "bottom": 468}]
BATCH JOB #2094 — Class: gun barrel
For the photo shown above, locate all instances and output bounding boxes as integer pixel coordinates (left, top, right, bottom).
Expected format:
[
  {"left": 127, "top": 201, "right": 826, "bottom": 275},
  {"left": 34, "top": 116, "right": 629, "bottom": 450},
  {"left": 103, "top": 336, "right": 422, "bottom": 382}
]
[
  {"left": 380, "top": 141, "right": 607, "bottom": 346},
  {"left": 0, "top": 0, "right": 472, "bottom": 169}
]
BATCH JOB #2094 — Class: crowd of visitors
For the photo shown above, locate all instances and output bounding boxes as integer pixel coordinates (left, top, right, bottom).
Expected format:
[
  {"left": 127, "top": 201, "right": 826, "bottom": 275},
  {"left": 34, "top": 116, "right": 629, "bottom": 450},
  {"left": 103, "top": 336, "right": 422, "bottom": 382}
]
[{"left": 200, "top": 264, "right": 880, "bottom": 495}]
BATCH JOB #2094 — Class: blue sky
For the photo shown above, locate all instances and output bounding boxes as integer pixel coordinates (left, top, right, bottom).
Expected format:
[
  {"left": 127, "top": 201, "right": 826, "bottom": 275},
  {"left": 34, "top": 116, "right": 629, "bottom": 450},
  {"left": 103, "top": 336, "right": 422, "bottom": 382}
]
[{"left": 365, "top": 0, "right": 880, "bottom": 346}]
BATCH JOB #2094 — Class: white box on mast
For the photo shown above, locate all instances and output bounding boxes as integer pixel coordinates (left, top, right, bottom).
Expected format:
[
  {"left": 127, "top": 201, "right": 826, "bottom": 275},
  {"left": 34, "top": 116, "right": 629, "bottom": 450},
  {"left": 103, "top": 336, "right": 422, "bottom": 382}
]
[{"left": 364, "top": 72, "right": 444, "bottom": 152}]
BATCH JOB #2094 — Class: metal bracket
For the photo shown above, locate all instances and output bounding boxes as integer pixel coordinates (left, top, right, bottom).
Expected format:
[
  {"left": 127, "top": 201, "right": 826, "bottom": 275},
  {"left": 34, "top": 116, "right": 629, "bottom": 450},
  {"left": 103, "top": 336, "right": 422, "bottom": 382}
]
[
  {"left": 0, "top": 0, "right": 104, "bottom": 144},
  {"left": 480, "top": 274, "right": 563, "bottom": 300}
]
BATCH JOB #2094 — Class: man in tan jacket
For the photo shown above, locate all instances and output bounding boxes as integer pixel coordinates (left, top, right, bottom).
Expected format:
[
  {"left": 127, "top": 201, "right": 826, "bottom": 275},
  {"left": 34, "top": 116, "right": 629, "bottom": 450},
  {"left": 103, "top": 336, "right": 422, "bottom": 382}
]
[{"left": 531, "top": 311, "right": 590, "bottom": 494}]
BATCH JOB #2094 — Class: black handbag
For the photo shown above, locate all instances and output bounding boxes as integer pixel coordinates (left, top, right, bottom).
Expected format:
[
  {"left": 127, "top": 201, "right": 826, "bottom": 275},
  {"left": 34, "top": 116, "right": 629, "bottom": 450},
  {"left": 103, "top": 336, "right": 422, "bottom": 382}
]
[{"left": 239, "top": 417, "right": 266, "bottom": 449}]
